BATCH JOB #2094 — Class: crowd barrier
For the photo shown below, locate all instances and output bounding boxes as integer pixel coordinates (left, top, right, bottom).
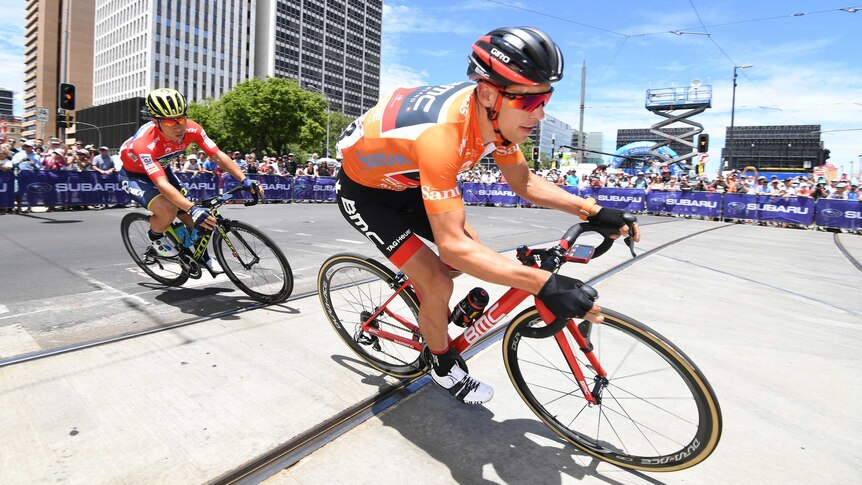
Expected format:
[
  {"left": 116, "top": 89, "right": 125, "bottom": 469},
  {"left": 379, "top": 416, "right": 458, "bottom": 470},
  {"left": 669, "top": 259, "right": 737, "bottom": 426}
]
[{"left": 1, "top": 172, "right": 858, "bottom": 230}]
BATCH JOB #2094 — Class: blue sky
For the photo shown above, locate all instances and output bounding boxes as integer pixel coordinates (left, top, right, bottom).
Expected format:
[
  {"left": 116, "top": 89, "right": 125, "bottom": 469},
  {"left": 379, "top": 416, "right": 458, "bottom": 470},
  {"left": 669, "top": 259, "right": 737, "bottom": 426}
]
[
  {"left": 380, "top": 1, "right": 862, "bottom": 175},
  {"left": 2, "top": 1, "right": 859, "bottom": 175}
]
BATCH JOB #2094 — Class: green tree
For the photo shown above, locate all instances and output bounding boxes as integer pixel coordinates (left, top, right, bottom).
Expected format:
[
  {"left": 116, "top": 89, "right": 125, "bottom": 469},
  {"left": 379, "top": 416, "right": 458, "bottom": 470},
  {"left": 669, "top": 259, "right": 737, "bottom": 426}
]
[
  {"left": 217, "top": 77, "right": 327, "bottom": 155},
  {"left": 187, "top": 97, "right": 224, "bottom": 145}
]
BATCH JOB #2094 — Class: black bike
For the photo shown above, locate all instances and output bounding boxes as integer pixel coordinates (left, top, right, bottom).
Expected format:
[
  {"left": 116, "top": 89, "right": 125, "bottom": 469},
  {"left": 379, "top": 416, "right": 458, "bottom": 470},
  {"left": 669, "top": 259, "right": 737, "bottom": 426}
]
[{"left": 121, "top": 184, "right": 293, "bottom": 303}]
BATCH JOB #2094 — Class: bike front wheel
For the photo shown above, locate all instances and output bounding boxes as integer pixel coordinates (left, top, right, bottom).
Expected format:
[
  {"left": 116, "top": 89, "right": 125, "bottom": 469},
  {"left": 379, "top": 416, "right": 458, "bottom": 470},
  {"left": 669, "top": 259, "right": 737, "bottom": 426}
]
[
  {"left": 120, "top": 212, "right": 189, "bottom": 287},
  {"left": 212, "top": 220, "right": 294, "bottom": 303},
  {"left": 318, "top": 254, "right": 425, "bottom": 378},
  {"left": 503, "top": 307, "right": 722, "bottom": 472}
]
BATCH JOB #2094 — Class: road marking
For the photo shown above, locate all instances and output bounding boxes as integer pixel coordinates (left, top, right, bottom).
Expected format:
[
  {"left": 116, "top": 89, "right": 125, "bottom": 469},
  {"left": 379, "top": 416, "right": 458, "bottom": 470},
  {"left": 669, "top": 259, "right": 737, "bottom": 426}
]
[
  {"left": 335, "top": 239, "right": 364, "bottom": 245},
  {"left": 0, "top": 324, "right": 42, "bottom": 357},
  {"left": 0, "top": 304, "right": 7, "bottom": 314},
  {"left": 294, "top": 232, "right": 312, "bottom": 236},
  {"left": 77, "top": 270, "right": 150, "bottom": 306},
  {"left": 0, "top": 308, "right": 51, "bottom": 321}
]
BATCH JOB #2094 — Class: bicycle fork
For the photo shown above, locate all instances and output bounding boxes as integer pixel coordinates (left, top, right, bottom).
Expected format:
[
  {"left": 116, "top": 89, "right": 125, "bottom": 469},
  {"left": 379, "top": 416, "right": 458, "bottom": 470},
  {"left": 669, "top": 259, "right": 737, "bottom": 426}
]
[{"left": 555, "top": 320, "right": 609, "bottom": 405}]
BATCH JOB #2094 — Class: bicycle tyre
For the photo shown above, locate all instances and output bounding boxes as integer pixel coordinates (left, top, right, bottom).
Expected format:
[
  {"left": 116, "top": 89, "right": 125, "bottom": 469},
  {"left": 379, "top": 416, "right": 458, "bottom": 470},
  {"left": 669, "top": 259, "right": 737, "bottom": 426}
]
[
  {"left": 503, "top": 307, "right": 722, "bottom": 471},
  {"left": 120, "top": 212, "right": 189, "bottom": 287},
  {"left": 318, "top": 254, "right": 426, "bottom": 378},
  {"left": 212, "top": 220, "right": 294, "bottom": 303}
]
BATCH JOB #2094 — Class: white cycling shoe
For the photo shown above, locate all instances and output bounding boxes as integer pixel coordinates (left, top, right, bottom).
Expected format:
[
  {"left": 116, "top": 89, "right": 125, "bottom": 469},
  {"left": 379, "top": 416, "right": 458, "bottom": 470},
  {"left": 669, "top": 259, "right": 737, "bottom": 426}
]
[
  {"left": 202, "top": 256, "right": 224, "bottom": 275},
  {"left": 430, "top": 362, "right": 494, "bottom": 405},
  {"left": 151, "top": 237, "right": 179, "bottom": 257}
]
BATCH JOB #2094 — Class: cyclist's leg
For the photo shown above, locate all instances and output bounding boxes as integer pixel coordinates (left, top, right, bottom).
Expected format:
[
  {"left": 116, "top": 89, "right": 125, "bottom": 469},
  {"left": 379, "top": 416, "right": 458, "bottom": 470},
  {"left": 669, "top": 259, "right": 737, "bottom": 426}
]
[{"left": 336, "top": 172, "right": 492, "bottom": 404}]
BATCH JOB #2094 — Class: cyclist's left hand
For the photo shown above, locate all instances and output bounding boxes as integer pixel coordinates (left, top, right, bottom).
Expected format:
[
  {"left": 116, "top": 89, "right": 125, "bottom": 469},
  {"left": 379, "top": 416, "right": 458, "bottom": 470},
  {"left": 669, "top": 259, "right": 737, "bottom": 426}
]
[
  {"left": 587, "top": 207, "right": 640, "bottom": 242},
  {"left": 242, "top": 177, "right": 265, "bottom": 198},
  {"left": 189, "top": 205, "right": 216, "bottom": 231}
]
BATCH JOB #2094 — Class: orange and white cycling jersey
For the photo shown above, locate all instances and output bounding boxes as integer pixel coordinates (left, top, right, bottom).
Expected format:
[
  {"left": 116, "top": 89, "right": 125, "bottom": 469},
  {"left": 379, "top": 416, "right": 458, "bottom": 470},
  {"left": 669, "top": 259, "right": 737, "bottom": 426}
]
[{"left": 337, "top": 82, "right": 525, "bottom": 214}]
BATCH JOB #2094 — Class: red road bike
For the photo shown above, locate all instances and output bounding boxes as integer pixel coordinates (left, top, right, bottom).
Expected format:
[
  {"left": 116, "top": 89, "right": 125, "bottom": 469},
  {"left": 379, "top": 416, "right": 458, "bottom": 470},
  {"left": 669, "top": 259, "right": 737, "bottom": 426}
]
[{"left": 317, "top": 221, "right": 721, "bottom": 471}]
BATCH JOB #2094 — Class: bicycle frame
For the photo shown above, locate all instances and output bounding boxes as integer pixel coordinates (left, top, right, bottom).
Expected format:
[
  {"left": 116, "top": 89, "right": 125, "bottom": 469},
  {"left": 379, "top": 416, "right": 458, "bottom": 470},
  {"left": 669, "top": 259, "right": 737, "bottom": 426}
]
[{"left": 358, "top": 269, "right": 610, "bottom": 405}]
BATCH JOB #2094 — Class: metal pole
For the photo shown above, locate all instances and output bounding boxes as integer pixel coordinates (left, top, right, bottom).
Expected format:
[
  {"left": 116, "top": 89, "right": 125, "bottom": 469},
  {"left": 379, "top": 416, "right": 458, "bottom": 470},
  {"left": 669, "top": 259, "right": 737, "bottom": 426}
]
[
  {"left": 75, "top": 121, "right": 102, "bottom": 148},
  {"left": 577, "top": 61, "right": 586, "bottom": 164},
  {"left": 726, "top": 64, "right": 752, "bottom": 174}
]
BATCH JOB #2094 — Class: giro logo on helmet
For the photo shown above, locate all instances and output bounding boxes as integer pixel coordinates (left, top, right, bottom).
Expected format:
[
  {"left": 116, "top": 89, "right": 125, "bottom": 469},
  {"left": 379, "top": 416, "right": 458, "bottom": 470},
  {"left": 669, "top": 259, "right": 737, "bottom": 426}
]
[{"left": 490, "top": 48, "right": 511, "bottom": 63}]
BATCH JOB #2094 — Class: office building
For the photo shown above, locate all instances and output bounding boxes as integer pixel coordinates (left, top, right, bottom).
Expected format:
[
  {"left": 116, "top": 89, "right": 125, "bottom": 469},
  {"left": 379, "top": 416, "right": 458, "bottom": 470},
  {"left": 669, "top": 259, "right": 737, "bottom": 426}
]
[
  {"left": 21, "top": 0, "right": 95, "bottom": 138},
  {"left": 255, "top": 0, "right": 382, "bottom": 117},
  {"left": 0, "top": 88, "right": 14, "bottom": 117},
  {"left": 93, "top": 0, "right": 256, "bottom": 106}
]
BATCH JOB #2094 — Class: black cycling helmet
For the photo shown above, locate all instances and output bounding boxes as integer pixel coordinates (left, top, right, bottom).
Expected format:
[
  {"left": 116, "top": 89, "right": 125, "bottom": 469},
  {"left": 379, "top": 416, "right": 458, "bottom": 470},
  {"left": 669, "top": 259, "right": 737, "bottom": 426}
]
[
  {"left": 467, "top": 26, "right": 564, "bottom": 87},
  {"left": 146, "top": 88, "right": 187, "bottom": 118}
]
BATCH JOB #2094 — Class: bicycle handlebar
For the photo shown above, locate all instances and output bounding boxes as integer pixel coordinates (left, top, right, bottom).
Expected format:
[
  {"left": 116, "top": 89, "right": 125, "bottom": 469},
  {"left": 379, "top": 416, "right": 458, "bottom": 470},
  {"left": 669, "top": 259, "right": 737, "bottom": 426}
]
[
  {"left": 199, "top": 183, "right": 260, "bottom": 209},
  {"left": 522, "top": 212, "right": 638, "bottom": 339}
]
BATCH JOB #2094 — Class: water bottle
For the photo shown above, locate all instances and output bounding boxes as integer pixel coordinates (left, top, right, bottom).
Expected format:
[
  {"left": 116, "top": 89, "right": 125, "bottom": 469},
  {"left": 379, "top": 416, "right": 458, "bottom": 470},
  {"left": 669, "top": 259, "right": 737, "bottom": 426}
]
[
  {"left": 172, "top": 223, "right": 193, "bottom": 248},
  {"left": 449, "top": 287, "right": 489, "bottom": 328}
]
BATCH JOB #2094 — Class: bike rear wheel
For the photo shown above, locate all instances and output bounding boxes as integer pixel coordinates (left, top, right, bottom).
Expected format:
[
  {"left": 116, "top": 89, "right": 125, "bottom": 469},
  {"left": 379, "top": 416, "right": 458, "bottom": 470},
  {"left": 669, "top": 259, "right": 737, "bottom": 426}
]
[
  {"left": 212, "top": 220, "right": 294, "bottom": 303},
  {"left": 503, "top": 307, "right": 722, "bottom": 471},
  {"left": 318, "top": 254, "right": 425, "bottom": 378},
  {"left": 121, "top": 212, "right": 189, "bottom": 287}
]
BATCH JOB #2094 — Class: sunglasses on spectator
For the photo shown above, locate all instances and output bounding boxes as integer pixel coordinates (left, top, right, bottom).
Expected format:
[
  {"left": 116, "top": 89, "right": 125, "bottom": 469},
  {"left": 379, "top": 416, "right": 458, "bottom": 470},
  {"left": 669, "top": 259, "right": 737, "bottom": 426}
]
[
  {"left": 496, "top": 86, "right": 554, "bottom": 112},
  {"left": 157, "top": 116, "right": 188, "bottom": 127}
]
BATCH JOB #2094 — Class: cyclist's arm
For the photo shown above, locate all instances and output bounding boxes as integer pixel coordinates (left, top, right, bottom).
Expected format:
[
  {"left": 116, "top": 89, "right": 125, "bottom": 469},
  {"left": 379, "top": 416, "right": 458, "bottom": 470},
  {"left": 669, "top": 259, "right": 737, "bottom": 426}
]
[
  {"left": 429, "top": 208, "right": 549, "bottom": 294},
  {"left": 500, "top": 160, "right": 599, "bottom": 219},
  {"left": 153, "top": 174, "right": 195, "bottom": 212}
]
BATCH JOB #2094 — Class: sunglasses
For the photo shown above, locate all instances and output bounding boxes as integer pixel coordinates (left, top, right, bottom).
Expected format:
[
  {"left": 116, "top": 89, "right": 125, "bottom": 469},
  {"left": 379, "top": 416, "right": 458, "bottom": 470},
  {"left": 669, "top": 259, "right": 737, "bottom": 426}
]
[
  {"left": 496, "top": 87, "right": 554, "bottom": 112},
  {"left": 157, "top": 116, "right": 188, "bottom": 127}
]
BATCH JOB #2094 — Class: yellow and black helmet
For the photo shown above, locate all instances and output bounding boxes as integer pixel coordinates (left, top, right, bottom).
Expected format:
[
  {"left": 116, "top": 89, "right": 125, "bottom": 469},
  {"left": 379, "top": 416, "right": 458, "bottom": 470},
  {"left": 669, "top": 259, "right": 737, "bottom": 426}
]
[{"left": 146, "top": 88, "right": 187, "bottom": 118}]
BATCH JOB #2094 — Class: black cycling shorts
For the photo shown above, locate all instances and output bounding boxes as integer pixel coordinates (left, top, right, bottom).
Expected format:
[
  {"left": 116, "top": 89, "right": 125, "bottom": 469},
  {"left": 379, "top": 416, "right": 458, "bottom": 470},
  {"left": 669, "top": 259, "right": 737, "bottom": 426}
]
[{"left": 336, "top": 169, "right": 434, "bottom": 268}]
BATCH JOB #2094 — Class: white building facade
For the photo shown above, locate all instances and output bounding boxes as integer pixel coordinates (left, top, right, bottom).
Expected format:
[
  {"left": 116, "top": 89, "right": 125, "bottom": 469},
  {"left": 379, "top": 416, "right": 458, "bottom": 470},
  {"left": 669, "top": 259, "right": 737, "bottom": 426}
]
[{"left": 93, "top": 0, "right": 256, "bottom": 106}]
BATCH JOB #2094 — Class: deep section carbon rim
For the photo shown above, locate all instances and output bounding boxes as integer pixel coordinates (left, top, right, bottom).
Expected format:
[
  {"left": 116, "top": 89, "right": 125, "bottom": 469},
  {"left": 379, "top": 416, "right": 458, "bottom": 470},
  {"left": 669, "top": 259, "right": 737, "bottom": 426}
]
[
  {"left": 121, "top": 212, "right": 188, "bottom": 286},
  {"left": 503, "top": 308, "right": 721, "bottom": 471},
  {"left": 318, "top": 255, "right": 425, "bottom": 378}
]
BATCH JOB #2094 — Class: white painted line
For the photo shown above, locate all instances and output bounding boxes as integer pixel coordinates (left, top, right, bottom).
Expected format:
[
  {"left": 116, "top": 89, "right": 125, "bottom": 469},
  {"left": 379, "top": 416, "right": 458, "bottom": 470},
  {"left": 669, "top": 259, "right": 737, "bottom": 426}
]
[
  {"left": 77, "top": 270, "right": 150, "bottom": 306},
  {"left": 529, "top": 224, "right": 551, "bottom": 229},
  {"left": 0, "top": 324, "right": 42, "bottom": 356},
  {"left": 0, "top": 308, "right": 51, "bottom": 321},
  {"left": 335, "top": 239, "right": 365, "bottom": 245},
  {"left": 0, "top": 304, "right": 8, "bottom": 314},
  {"left": 294, "top": 232, "right": 312, "bottom": 236}
]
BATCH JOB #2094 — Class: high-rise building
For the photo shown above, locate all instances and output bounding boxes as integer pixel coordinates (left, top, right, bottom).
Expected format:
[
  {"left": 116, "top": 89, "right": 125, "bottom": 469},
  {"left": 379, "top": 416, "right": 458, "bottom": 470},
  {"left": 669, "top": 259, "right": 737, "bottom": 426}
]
[
  {"left": 529, "top": 114, "right": 573, "bottom": 160},
  {"left": 21, "top": 0, "right": 95, "bottom": 138},
  {"left": 583, "top": 132, "right": 604, "bottom": 165},
  {"left": 0, "top": 88, "right": 13, "bottom": 117},
  {"left": 255, "top": 0, "right": 382, "bottom": 118},
  {"left": 93, "top": 0, "right": 256, "bottom": 106}
]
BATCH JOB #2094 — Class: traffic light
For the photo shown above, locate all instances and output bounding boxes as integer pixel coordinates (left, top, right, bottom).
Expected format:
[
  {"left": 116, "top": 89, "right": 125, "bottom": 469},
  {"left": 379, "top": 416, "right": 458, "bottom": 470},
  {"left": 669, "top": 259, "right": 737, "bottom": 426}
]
[
  {"left": 531, "top": 146, "right": 540, "bottom": 161},
  {"left": 697, "top": 134, "right": 709, "bottom": 153},
  {"left": 59, "top": 83, "right": 76, "bottom": 110}
]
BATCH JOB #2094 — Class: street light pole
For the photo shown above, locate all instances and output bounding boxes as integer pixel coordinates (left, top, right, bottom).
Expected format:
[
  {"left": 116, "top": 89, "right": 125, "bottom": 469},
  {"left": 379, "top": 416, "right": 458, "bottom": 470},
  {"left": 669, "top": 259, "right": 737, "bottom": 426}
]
[
  {"left": 73, "top": 121, "right": 102, "bottom": 148},
  {"left": 726, "top": 64, "right": 752, "bottom": 174},
  {"left": 303, "top": 84, "right": 331, "bottom": 157}
]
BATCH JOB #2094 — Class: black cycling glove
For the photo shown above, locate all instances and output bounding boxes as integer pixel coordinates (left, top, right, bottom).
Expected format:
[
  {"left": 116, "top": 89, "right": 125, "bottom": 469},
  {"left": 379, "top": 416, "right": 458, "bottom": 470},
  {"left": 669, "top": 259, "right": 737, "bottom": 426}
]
[
  {"left": 587, "top": 207, "right": 631, "bottom": 233},
  {"left": 537, "top": 273, "right": 598, "bottom": 319}
]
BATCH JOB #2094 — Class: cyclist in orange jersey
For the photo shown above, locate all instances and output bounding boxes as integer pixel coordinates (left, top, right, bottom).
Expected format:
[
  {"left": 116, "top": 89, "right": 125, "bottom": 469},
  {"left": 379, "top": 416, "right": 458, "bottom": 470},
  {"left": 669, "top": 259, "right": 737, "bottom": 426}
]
[{"left": 335, "top": 27, "right": 640, "bottom": 404}]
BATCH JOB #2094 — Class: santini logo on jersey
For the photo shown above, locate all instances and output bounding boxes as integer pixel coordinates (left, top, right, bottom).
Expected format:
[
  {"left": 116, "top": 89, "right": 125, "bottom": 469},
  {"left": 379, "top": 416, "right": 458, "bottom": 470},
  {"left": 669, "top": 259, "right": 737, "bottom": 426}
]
[
  {"left": 422, "top": 185, "right": 461, "bottom": 201},
  {"left": 357, "top": 151, "right": 414, "bottom": 170}
]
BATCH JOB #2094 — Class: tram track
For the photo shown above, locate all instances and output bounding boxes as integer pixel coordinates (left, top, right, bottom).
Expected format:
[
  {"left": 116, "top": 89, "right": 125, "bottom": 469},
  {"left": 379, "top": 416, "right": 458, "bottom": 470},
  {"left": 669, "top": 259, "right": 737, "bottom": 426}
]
[
  {"left": 0, "top": 219, "right": 684, "bottom": 370},
  {"left": 207, "top": 221, "right": 733, "bottom": 485},
  {"left": 834, "top": 232, "right": 862, "bottom": 272}
]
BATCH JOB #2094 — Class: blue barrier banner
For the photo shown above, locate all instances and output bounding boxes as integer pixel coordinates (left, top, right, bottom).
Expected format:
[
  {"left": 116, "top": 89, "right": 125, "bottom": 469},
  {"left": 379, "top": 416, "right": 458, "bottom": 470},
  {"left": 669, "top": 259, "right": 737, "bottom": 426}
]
[
  {"left": 646, "top": 190, "right": 721, "bottom": 217},
  {"left": 0, "top": 171, "right": 13, "bottom": 207},
  {"left": 462, "top": 183, "right": 521, "bottom": 206},
  {"left": 517, "top": 185, "right": 578, "bottom": 208},
  {"left": 580, "top": 187, "right": 645, "bottom": 211},
  {"left": 724, "top": 194, "right": 814, "bottom": 224},
  {"left": 19, "top": 171, "right": 130, "bottom": 206},
  {"left": 176, "top": 172, "right": 219, "bottom": 200},
  {"left": 815, "top": 199, "right": 862, "bottom": 229},
  {"left": 223, "top": 174, "right": 293, "bottom": 201},
  {"left": 293, "top": 176, "right": 336, "bottom": 202}
]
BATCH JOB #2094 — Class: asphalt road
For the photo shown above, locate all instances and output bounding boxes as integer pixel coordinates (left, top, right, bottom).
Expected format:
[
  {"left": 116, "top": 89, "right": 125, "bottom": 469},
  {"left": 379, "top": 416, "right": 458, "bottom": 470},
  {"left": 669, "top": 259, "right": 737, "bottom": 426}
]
[{"left": 0, "top": 203, "right": 625, "bottom": 359}]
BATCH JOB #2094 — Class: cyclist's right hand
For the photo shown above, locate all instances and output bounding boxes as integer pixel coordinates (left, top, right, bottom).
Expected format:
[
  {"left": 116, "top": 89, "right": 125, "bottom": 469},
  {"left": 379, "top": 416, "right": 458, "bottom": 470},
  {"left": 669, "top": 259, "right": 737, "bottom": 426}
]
[
  {"left": 537, "top": 273, "right": 602, "bottom": 323},
  {"left": 189, "top": 204, "right": 216, "bottom": 230}
]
